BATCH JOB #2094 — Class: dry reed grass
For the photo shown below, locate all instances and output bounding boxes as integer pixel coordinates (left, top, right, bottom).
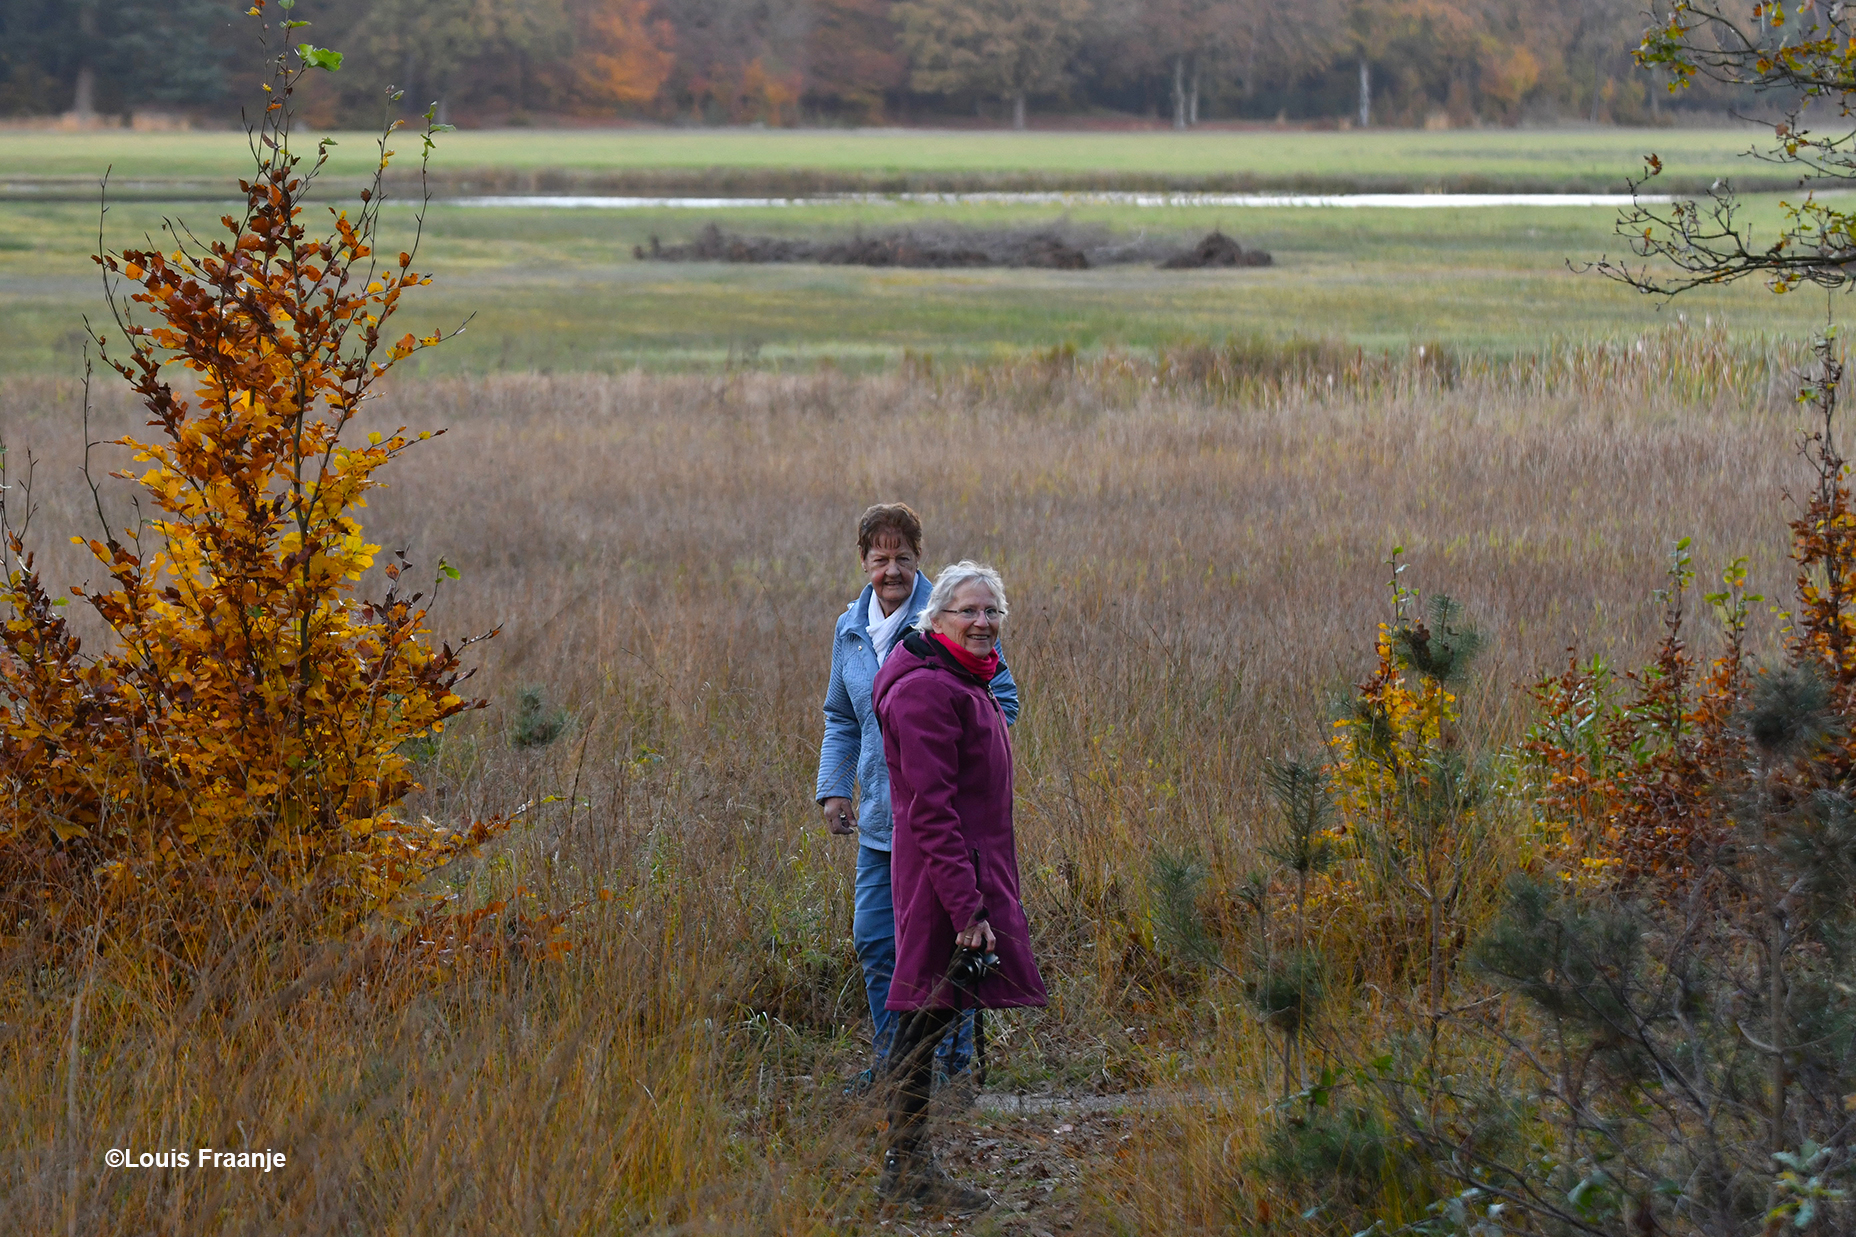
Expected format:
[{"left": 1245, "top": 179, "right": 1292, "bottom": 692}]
[{"left": 0, "top": 329, "right": 1823, "bottom": 1232}]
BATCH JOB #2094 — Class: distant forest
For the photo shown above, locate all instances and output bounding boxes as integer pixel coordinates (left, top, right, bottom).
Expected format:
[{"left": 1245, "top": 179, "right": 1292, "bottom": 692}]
[{"left": 0, "top": 0, "right": 1736, "bottom": 128}]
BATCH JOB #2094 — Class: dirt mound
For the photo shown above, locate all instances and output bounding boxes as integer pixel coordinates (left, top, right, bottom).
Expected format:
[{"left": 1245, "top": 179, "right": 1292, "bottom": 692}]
[
  {"left": 634, "top": 223, "right": 1270, "bottom": 271},
  {"left": 635, "top": 227, "right": 811, "bottom": 263},
  {"left": 1157, "top": 230, "right": 1273, "bottom": 268},
  {"left": 636, "top": 223, "right": 1094, "bottom": 269}
]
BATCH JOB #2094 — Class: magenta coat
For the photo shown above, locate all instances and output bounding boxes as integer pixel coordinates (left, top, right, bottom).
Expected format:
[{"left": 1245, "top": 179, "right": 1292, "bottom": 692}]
[{"left": 872, "top": 630, "right": 1048, "bottom": 1012}]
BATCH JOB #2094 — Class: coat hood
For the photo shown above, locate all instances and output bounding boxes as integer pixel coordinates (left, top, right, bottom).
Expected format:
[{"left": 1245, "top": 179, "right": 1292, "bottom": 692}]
[{"left": 871, "top": 627, "right": 995, "bottom": 717}]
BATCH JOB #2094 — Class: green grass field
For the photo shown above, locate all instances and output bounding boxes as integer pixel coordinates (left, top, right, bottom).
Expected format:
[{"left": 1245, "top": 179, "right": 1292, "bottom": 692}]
[
  {"left": 0, "top": 126, "right": 1834, "bottom": 374},
  {"left": 0, "top": 191, "right": 1829, "bottom": 375},
  {"left": 0, "top": 125, "right": 1783, "bottom": 193}
]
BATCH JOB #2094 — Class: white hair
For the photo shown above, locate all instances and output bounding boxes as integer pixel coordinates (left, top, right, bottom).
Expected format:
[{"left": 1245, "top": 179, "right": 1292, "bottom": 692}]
[{"left": 915, "top": 561, "right": 1010, "bottom": 633}]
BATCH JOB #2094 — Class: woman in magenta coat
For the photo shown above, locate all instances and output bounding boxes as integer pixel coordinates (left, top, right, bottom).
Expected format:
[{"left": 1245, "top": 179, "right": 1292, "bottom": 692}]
[{"left": 871, "top": 560, "right": 1046, "bottom": 1212}]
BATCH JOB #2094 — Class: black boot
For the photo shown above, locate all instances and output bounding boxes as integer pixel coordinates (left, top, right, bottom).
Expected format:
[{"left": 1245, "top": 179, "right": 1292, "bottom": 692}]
[{"left": 877, "top": 1143, "right": 992, "bottom": 1213}]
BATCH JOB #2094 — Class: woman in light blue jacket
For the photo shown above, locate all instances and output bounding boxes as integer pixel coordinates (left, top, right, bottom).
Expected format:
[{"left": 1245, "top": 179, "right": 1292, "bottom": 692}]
[{"left": 817, "top": 503, "right": 1018, "bottom": 1091}]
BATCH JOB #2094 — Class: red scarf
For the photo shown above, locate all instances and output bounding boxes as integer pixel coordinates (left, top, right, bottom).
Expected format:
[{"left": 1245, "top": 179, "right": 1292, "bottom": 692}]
[{"left": 931, "top": 632, "right": 1000, "bottom": 681}]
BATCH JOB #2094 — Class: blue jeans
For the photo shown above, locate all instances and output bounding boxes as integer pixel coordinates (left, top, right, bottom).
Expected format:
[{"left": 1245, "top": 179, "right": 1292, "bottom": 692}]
[{"left": 853, "top": 844, "right": 973, "bottom": 1072}]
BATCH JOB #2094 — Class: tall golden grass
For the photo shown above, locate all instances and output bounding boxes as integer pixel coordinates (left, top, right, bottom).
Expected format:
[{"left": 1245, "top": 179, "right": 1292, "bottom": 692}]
[{"left": 0, "top": 329, "right": 1820, "bottom": 1232}]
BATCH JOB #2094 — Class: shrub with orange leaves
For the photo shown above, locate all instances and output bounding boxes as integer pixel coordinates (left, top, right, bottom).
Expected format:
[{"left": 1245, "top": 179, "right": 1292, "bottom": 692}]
[
  {"left": 1526, "top": 336, "right": 1856, "bottom": 896},
  {"left": 1524, "top": 540, "right": 1752, "bottom": 889},
  {"left": 1365, "top": 344, "right": 1856, "bottom": 1237},
  {"left": 0, "top": 13, "right": 505, "bottom": 957}
]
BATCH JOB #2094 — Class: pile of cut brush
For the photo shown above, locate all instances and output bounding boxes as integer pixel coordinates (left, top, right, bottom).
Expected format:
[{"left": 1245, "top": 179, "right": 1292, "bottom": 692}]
[
  {"left": 1157, "top": 231, "right": 1273, "bottom": 269},
  {"left": 633, "top": 223, "right": 1269, "bottom": 270}
]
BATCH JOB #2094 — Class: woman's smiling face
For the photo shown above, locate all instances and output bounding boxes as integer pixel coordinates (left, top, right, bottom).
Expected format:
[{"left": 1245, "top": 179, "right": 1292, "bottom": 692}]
[
  {"left": 931, "top": 579, "right": 1003, "bottom": 656},
  {"left": 864, "top": 535, "right": 919, "bottom": 616}
]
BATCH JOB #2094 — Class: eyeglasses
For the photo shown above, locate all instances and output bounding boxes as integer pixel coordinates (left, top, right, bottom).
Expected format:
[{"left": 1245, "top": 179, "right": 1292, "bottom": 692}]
[{"left": 943, "top": 607, "right": 1003, "bottom": 623}]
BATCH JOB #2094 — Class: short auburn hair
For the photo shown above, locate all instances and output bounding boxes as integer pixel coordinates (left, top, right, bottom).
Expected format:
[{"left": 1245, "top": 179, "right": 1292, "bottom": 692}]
[{"left": 857, "top": 502, "right": 923, "bottom": 559}]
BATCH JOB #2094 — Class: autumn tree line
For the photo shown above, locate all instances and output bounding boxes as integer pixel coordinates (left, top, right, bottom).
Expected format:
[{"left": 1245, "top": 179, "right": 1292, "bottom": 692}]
[{"left": 1, "top": 0, "right": 1722, "bottom": 133}]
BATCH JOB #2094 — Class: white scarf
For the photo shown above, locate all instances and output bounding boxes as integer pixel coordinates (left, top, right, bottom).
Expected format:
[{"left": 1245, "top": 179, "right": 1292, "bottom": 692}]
[{"left": 868, "top": 589, "right": 912, "bottom": 668}]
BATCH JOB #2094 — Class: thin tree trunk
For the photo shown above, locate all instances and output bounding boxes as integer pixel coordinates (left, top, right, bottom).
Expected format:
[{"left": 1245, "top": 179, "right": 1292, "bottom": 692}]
[
  {"left": 71, "top": 67, "right": 97, "bottom": 120},
  {"left": 1188, "top": 64, "right": 1200, "bottom": 126},
  {"left": 1296, "top": 869, "right": 1309, "bottom": 1091},
  {"left": 1430, "top": 874, "right": 1445, "bottom": 1016},
  {"left": 1769, "top": 863, "right": 1788, "bottom": 1154},
  {"left": 1357, "top": 57, "right": 1371, "bottom": 127},
  {"left": 1260, "top": 894, "right": 1272, "bottom": 1097},
  {"left": 1172, "top": 56, "right": 1186, "bottom": 130},
  {"left": 72, "top": 0, "right": 98, "bottom": 121},
  {"left": 1011, "top": 92, "right": 1026, "bottom": 130},
  {"left": 1244, "top": 17, "right": 1260, "bottom": 99}
]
